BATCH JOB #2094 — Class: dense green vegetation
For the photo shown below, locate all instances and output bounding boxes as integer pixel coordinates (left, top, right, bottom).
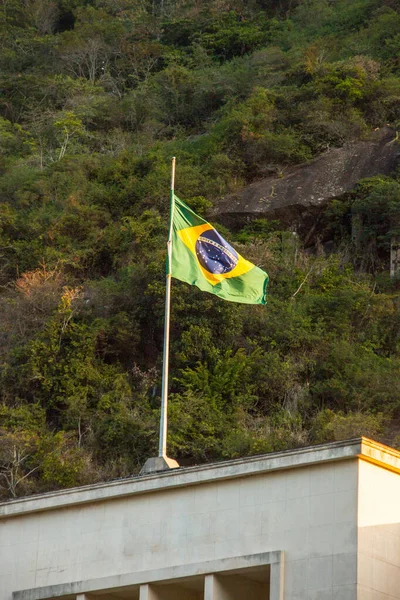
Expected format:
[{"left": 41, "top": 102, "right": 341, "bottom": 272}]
[{"left": 1, "top": 0, "right": 400, "bottom": 498}]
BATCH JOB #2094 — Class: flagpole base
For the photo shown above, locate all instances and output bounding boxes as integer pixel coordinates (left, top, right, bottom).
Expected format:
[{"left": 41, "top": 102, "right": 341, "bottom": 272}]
[{"left": 140, "top": 455, "right": 180, "bottom": 475}]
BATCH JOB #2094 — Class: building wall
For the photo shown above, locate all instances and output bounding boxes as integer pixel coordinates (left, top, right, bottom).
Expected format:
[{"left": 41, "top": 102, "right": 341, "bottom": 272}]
[
  {"left": 0, "top": 460, "right": 359, "bottom": 600},
  {"left": 357, "top": 460, "right": 400, "bottom": 599}
]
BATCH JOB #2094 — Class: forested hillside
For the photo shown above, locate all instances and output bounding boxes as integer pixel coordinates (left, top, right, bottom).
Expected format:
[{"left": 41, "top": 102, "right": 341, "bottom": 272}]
[{"left": 1, "top": 0, "right": 400, "bottom": 498}]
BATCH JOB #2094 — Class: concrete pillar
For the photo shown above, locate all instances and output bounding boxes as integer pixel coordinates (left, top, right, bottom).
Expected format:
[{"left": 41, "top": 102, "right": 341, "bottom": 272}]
[
  {"left": 204, "top": 575, "right": 215, "bottom": 600},
  {"left": 270, "top": 552, "right": 284, "bottom": 600},
  {"left": 140, "top": 584, "right": 157, "bottom": 600}
]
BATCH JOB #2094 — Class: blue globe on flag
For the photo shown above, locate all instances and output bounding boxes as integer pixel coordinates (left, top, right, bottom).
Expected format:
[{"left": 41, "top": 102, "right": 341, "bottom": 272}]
[{"left": 195, "top": 228, "right": 238, "bottom": 275}]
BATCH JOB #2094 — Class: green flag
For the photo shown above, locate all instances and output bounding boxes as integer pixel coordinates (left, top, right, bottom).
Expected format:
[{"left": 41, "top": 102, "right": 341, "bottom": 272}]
[{"left": 170, "top": 195, "right": 269, "bottom": 304}]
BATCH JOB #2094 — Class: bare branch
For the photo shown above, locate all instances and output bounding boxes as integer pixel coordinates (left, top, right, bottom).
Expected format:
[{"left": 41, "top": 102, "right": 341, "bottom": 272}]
[{"left": 291, "top": 268, "right": 313, "bottom": 300}]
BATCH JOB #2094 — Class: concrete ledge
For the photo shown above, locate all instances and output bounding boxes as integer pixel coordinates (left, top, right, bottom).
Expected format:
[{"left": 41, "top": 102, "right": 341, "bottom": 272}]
[
  {"left": 1, "top": 438, "right": 399, "bottom": 519},
  {"left": 12, "top": 551, "right": 283, "bottom": 600}
]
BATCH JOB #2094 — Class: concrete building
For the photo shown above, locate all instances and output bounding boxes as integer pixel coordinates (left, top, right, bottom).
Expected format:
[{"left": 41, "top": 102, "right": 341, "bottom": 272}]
[{"left": 1, "top": 437, "right": 399, "bottom": 600}]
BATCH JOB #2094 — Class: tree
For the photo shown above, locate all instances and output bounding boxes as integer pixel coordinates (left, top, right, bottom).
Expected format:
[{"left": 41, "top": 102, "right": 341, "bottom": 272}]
[
  {"left": 26, "top": 0, "right": 59, "bottom": 35},
  {"left": 53, "top": 111, "right": 86, "bottom": 160},
  {"left": 0, "top": 429, "right": 40, "bottom": 498}
]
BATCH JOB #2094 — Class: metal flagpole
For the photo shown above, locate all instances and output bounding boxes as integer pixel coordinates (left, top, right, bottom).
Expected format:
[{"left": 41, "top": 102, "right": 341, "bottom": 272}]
[
  {"left": 158, "top": 156, "right": 176, "bottom": 458},
  {"left": 140, "top": 158, "right": 178, "bottom": 473}
]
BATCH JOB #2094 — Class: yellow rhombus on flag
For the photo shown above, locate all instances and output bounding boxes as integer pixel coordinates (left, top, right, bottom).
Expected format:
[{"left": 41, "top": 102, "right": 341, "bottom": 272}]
[{"left": 170, "top": 195, "right": 269, "bottom": 305}]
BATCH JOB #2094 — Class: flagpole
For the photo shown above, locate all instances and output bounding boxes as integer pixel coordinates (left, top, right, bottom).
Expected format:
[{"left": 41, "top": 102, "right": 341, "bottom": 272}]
[
  {"left": 139, "top": 158, "right": 179, "bottom": 473},
  {"left": 158, "top": 156, "right": 176, "bottom": 458}
]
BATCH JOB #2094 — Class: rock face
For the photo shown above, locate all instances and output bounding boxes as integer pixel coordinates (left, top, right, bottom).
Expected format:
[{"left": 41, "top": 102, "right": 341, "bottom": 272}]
[{"left": 216, "top": 127, "right": 400, "bottom": 237}]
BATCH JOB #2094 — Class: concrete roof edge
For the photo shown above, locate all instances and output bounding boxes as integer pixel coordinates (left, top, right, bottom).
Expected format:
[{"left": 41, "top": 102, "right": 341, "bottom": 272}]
[{"left": 1, "top": 437, "right": 397, "bottom": 519}]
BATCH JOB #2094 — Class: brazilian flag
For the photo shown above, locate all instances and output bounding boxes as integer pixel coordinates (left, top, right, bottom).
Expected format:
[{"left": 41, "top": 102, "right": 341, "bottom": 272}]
[{"left": 170, "top": 195, "right": 269, "bottom": 304}]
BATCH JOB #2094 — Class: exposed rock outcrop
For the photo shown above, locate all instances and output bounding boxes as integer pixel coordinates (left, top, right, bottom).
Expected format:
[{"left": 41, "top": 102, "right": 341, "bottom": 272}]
[{"left": 216, "top": 127, "right": 400, "bottom": 238}]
